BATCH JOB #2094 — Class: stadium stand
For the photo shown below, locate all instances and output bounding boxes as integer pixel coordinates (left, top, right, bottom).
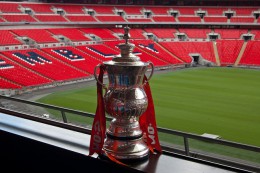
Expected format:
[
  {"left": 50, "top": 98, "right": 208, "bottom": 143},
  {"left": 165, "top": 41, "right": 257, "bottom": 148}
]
[
  {"left": 2, "top": 14, "right": 37, "bottom": 22},
  {"left": 34, "top": 14, "right": 68, "bottom": 22},
  {"left": 152, "top": 16, "right": 176, "bottom": 23},
  {"left": 95, "top": 15, "right": 126, "bottom": 22},
  {"left": 0, "top": 30, "right": 22, "bottom": 45},
  {"left": 80, "top": 28, "right": 118, "bottom": 40},
  {"left": 0, "top": 54, "right": 51, "bottom": 86},
  {"left": 144, "top": 28, "right": 177, "bottom": 39},
  {"left": 178, "top": 28, "right": 211, "bottom": 39},
  {"left": 178, "top": 16, "right": 201, "bottom": 23},
  {"left": 53, "top": 4, "right": 85, "bottom": 14},
  {"left": 87, "top": 5, "right": 115, "bottom": 14},
  {"left": 230, "top": 17, "right": 255, "bottom": 23},
  {"left": 1, "top": 2, "right": 260, "bottom": 173},
  {"left": 177, "top": 7, "right": 199, "bottom": 15},
  {"left": 115, "top": 6, "right": 143, "bottom": 15},
  {"left": 204, "top": 16, "right": 227, "bottom": 23},
  {"left": 47, "top": 28, "right": 91, "bottom": 41},
  {"left": 0, "top": 78, "right": 21, "bottom": 89},
  {"left": 66, "top": 15, "right": 97, "bottom": 22},
  {"left": 77, "top": 45, "right": 114, "bottom": 61},
  {"left": 144, "top": 6, "right": 170, "bottom": 15},
  {"left": 126, "top": 18, "right": 153, "bottom": 23},
  {"left": 42, "top": 46, "right": 101, "bottom": 74},
  {"left": 231, "top": 7, "right": 257, "bottom": 16},
  {"left": 159, "top": 41, "right": 216, "bottom": 63},
  {"left": 201, "top": 7, "right": 228, "bottom": 15},
  {"left": 110, "top": 28, "right": 146, "bottom": 39},
  {"left": 0, "top": 2, "right": 260, "bottom": 89},
  {"left": 239, "top": 41, "right": 260, "bottom": 65},
  {"left": 134, "top": 39, "right": 183, "bottom": 64},
  {"left": 12, "top": 29, "right": 57, "bottom": 43},
  {"left": 0, "top": 18, "right": 5, "bottom": 22},
  {"left": 2, "top": 49, "right": 88, "bottom": 81},
  {"left": 0, "top": 2, "right": 21, "bottom": 13},
  {"left": 214, "top": 29, "right": 248, "bottom": 39},
  {"left": 250, "top": 30, "right": 260, "bottom": 40},
  {"left": 216, "top": 40, "right": 244, "bottom": 65},
  {"left": 19, "top": 3, "right": 54, "bottom": 14}
]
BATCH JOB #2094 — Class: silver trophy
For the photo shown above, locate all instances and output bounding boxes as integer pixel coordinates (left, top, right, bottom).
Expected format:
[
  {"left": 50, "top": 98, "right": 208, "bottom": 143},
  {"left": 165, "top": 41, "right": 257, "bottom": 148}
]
[{"left": 94, "top": 26, "right": 154, "bottom": 161}]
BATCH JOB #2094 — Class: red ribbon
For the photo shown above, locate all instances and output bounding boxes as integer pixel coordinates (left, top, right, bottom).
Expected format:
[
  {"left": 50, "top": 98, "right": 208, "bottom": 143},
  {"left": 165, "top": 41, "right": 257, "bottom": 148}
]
[
  {"left": 89, "top": 65, "right": 106, "bottom": 156},
  {"left": 139, "top": 75, "right": 162, "bottom": 153}
]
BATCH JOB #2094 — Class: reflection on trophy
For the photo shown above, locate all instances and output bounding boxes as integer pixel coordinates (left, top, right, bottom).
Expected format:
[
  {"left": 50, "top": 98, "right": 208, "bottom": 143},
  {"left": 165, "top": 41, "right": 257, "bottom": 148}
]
[{"left": 94, "top": 26, "right": 154, "bottom": 161}]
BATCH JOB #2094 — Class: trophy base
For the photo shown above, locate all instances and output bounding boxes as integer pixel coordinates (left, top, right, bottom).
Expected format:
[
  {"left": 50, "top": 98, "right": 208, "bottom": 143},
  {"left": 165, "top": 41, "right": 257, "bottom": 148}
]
[
  {"left": 102, "top": 134, "right": 150, "bottom": 164},
  {"left": 99, "top": 151, "right": 149, "bottom": 164}
]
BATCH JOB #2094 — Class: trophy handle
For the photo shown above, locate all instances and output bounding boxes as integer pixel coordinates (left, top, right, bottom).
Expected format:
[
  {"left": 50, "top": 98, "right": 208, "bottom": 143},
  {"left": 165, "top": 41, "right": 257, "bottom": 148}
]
[
  {"left": 94, "top": 64, "right": 107, "bottom": 89},
  {"left": 144, "top": 61, "right": 154, "bottom": 85}
]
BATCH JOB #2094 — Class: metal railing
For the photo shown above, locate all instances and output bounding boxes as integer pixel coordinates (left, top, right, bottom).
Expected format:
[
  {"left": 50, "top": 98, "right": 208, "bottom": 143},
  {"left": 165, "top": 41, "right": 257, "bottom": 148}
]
[{"left": 0, "top": 95, "right": 259, "bottom": 172}]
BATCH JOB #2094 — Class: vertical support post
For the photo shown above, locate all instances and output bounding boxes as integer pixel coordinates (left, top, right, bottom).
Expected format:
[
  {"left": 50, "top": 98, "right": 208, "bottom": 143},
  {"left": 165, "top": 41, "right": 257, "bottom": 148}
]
[
  {"left": 61, "top": 111, "right": 68, "bottom": 123},
  {"left": 184, "top": 137, "right": 190, "bottom": 156}
]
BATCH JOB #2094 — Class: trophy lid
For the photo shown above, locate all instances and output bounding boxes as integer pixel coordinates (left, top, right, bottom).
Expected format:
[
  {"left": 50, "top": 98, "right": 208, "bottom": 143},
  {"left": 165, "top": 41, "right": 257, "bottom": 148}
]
[{"left": 103, "top": 26, "right": 148, "bottom": 66}]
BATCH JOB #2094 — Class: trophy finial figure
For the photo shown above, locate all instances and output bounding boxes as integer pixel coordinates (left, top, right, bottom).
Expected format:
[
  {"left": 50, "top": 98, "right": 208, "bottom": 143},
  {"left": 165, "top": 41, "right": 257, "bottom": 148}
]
[{"left": 123, "top": 26, "right": 131, "bottom": 44}]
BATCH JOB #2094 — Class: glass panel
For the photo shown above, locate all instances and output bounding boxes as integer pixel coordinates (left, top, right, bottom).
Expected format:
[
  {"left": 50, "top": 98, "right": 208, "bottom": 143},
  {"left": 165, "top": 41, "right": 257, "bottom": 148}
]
[
  {"left": 189, "top": 139, "right": 260, "bottom": 166},
  {"left": 66, "top": 112, "right": 93, "bottom": 128},
  {"left": 158, "top": 132, "right": 185, "bottom": 150}
]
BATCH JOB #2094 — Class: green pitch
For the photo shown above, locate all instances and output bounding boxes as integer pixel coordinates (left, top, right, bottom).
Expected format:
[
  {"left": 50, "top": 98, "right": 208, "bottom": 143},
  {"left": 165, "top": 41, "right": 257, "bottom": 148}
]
[{"left": 38, "top": 67, "right": 260, "bottom": 147}]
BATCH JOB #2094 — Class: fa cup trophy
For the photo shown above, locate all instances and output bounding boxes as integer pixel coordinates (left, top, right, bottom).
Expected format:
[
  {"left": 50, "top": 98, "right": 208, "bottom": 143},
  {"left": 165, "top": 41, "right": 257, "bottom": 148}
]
[{"left": 90, "top": 26, "right": 161, "bottom": 162}]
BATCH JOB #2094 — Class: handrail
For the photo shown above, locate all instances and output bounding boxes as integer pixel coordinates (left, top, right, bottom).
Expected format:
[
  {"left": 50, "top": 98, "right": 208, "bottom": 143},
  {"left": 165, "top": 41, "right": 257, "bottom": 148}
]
[
  {"left": 157, "top": 127, "right": 260, "bottom": 152},
  {"left": 0, "top": 95, "right": 259, "bottom": 172},
  {"left": 0, "top": 95, "right": 259, "bottom": 152}
]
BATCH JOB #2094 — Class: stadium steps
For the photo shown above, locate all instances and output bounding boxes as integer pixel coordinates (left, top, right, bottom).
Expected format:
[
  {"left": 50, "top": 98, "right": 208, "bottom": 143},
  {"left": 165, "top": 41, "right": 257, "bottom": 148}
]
[
  {"left": 0, "top": 16, "right": 7, "bottom": 22},
  {"left": 201, "top": 17, "right": 204, "bottom": 23},
  {"left": 62, "top": 15, "right": 71, "bottom": 22},
  {"left": 234, "top": 41, "right": 248, "bottom": 67},
  {"left": 44, "top": 30, "right": 61, "bottom": 41},
  {"left": 0, "top": 53, "right": 54, "bottom": 82},
  {"left": 31, "top": 15, "right": 40, "bottom": 22},
  {"left": 254, "top": 18, "right": 257, "bottom": 23},
  {"left": 39, "top": 48, "right": 91, "bottom": 75},
  {"left": 0, "top": 76, "right": 23, "bottom": 88},
  {"left": 227, "top": 18, "right": 230, "bottom": 24},
  {"left": 155, "top": 42, "right": 184, "bottom": 63},
  {"left": 175, "top": 16, "right": 179, "bottom": 22},
  {"left": 92, "top": 15, "right": 100, "bottom": 22},
  {"left": 212, "top": 41, "right": 221, "bottom": 66}
]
